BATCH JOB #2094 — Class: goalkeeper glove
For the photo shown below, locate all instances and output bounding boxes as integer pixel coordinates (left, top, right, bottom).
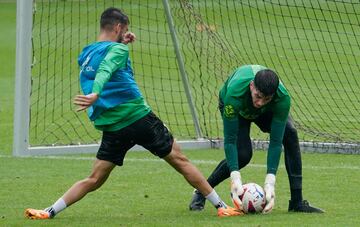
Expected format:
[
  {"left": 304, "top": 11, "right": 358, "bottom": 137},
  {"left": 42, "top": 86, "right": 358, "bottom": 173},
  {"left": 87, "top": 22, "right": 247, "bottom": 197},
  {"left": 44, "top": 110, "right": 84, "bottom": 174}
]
[
  {"left": 230, "top": 171, "right": 244, "bottom": 211},
  {"left": 263, "top": 173, "right": 276, "bottom": 214}
]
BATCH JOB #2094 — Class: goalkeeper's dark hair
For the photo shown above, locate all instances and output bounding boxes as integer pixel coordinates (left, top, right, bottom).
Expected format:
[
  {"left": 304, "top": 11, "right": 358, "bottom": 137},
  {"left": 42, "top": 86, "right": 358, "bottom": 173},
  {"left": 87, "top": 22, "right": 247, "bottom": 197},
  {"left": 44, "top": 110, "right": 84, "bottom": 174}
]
[
  {"left": 254, "top": 69, "right": 279, "bottom": 96},
  {"left": 100, "top": 7, "right": 129, "bottom": 31}
]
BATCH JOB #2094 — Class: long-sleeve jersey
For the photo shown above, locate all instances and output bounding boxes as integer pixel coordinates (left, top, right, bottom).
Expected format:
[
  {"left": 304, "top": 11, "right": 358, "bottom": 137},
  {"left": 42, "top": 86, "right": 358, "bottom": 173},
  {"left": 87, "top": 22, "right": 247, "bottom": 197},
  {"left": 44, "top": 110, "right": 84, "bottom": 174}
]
[
  {"left": 219, "top": 65, "right": 290, "bottom": 174},
  {"left": 78, "top": 41, "right": 150, "bottom": 131}
]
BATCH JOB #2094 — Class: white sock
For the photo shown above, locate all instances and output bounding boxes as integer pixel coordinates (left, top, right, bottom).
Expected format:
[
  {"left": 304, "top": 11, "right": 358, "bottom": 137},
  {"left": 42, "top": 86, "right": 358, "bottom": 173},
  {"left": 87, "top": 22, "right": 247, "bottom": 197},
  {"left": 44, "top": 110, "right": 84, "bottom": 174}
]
[
  {"left": 47, "top": 198, "right": 67, "bottom": 216},
  {"left": 205, "top": 189, "right": 227, "bottom": 209}
]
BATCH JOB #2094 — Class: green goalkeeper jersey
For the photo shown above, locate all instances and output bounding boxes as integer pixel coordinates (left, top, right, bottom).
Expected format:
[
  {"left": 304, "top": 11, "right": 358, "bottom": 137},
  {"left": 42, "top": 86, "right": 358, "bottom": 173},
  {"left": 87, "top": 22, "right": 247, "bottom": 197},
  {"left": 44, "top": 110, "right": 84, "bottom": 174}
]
[{"left": 219, "top": 65, "right": 290, "bottom": 174}]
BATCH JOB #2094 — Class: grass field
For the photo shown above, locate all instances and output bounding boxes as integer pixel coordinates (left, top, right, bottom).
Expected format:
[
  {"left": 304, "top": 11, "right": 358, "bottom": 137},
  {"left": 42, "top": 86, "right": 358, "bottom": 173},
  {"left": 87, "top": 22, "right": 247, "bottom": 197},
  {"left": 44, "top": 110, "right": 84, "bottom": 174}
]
[
  {"left": 0, "top": 1, "right": 16, "bottom": 155},
  {"left": 1, "top": 149, "right": 360, "bottom": 226},
  {"left": 1, "top": 1, "right": 360, "bottom": 226}
]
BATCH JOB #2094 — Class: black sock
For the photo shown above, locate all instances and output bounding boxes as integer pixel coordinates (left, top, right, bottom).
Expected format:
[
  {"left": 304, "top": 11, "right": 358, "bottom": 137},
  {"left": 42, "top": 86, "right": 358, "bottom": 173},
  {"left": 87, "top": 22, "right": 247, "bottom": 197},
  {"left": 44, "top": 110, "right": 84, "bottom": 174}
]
[
  {"left": 207, "top": 159, "right": 230, "bottom": 188},
  {"left": 290, "top": 189, "right": 303, "bottom": 203}
]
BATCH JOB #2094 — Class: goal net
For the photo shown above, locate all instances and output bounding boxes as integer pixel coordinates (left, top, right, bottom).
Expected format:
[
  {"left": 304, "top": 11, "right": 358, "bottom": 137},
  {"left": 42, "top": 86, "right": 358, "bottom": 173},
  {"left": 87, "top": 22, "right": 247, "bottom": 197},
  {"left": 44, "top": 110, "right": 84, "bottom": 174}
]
[
  {"left": 172, "top": 0, "right": 360, "bottom": 153},
  {"left": 15, "top": 0, "right": 360, "bottom": 155}
]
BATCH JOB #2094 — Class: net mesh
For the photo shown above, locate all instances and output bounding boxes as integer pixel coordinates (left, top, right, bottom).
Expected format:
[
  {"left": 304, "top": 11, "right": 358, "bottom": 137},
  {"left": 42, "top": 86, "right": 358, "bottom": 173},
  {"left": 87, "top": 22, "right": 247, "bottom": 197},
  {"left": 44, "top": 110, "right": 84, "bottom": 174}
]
[{"left": 30, "top": 0, "right": 360, "bottom": 152}]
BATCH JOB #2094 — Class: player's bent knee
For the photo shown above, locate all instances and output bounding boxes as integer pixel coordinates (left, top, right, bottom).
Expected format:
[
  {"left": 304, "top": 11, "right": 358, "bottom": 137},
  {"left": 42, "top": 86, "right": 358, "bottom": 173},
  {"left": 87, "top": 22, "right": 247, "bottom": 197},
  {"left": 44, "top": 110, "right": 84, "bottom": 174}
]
[
  {"left": 170, "top": 149, "right": 189, "bottom": 164},
  {"left": 285, "top": 124, "right": 298, "bottom": 138},
  {"left": 239, "top": 153, "right": 252, "bottom": 166},
  {"left": 84, "top": 175, "right": 107, "bottom": 191},
  {"left": 171, "top": 141, "right": 181, "bottom": 153},
  {"left": 284, "top": 126, "right": 299, "bottom": 147},
  {"left": 290, "top": 128, "right": 298, "bottom": 138},
  {"left": 163, "top": 145, "right": 191, "bottom": 169}
]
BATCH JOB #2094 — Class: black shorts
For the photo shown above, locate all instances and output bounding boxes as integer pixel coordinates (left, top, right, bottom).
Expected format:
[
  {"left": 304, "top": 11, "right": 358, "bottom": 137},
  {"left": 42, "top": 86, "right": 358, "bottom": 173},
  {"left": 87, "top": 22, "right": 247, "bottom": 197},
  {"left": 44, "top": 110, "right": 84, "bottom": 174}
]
[{"left": 96, "top": 112, "right": 174, "bottom": 166}]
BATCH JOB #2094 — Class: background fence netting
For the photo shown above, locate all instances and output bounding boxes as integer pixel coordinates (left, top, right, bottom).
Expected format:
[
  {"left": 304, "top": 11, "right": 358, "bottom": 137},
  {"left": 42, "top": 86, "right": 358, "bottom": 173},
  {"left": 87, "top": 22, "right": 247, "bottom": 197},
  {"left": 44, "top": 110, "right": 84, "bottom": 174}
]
[{"left": 30, "top": 0, "right": 360, "bottom": 152}]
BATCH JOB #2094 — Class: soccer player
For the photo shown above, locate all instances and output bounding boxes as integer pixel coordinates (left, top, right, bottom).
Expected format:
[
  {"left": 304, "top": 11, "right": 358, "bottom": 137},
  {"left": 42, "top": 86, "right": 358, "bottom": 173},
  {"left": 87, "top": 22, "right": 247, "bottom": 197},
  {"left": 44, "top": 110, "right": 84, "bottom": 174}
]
[
  {"left": 24, "top": 7, "right": 242, "bottom": 219},
  {"left": 189, "top": 65, "right": 324, "bottom": 213}
]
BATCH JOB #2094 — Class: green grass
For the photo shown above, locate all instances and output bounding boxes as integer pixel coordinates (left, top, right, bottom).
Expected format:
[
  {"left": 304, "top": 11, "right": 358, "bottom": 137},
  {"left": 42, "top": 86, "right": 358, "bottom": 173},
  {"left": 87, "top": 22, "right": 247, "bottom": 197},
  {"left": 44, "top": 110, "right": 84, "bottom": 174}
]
[
  {"left": 0, "top": 149, "right": 359, "bottom": 226},
  {"left": 0, "top": 1, "right": 15, "bottom": 155}
]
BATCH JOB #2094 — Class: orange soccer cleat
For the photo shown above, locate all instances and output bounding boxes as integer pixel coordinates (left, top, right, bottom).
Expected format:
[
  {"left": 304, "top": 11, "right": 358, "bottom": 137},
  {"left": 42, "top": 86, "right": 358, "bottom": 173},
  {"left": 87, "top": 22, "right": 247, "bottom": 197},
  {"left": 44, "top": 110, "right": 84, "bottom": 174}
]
[
  {"left": 217, "top": 206, "right": 244, "bottom": 217},
  {"left": 24, "top": 208, "right": 51, "bottom": 220}
]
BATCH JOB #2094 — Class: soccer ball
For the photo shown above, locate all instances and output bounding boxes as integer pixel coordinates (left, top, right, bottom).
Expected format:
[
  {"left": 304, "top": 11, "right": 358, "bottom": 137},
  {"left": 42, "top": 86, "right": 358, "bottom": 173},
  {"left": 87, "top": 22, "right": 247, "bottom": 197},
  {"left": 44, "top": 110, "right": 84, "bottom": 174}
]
[{"left": 240, "top": 183, "right": 266, "bottom": 213}]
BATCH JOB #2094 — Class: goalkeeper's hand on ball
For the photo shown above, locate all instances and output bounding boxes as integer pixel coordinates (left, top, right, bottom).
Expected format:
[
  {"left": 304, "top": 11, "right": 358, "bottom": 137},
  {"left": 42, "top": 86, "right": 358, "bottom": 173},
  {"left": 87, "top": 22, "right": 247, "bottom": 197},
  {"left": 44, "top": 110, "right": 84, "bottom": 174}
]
[
  {"left": 263, "top": 173, "right": 276, "bottom": 214},
  {"left": 230, "top": 171, "right": 244, "bottom": 211}
]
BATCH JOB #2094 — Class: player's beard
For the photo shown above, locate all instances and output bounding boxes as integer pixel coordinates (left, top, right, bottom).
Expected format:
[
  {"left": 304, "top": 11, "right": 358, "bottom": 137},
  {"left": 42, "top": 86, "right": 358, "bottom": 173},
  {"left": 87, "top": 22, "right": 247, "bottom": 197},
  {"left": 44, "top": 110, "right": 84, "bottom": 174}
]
[{"left": 117, "top": 35, "right": 123, "bottom": 43}]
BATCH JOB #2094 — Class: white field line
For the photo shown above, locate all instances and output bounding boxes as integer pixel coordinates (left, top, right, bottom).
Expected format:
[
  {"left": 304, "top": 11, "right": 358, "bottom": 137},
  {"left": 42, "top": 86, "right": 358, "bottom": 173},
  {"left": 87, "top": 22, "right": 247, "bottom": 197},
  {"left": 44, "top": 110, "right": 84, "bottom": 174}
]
[{"left": 0, "top": 154, "right": 359, "bottom": 170}]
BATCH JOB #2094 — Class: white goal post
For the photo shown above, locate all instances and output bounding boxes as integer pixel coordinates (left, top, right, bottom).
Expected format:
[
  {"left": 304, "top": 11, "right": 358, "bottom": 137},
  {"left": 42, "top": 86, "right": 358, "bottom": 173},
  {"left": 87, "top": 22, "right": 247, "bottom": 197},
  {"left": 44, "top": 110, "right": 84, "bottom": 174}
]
[{"left": 13, "top": 0, "right": 32, "bottom": 156}]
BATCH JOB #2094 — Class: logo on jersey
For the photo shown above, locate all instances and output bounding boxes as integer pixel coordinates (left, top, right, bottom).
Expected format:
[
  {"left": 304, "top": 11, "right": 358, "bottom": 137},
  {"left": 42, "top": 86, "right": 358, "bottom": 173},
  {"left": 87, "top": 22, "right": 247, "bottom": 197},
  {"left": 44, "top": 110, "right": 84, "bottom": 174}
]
[
  {"left": 85, "top": 66, "right": 95, "bottom": 72},
  {"left": 80, "top": 56, "right": 93, "bottom": 74},
  {"left": 224, "top": 105, "right": 235, "bottom": 118}
]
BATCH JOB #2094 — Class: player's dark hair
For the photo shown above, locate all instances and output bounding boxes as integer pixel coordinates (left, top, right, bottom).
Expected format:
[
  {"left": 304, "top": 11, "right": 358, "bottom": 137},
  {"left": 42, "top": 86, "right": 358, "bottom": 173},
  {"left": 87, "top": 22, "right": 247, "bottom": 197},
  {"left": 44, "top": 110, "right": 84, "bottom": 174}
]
[
  {"left": 100, "top": 7, "right": 129, "bottom": 31},
  {"left": 254, "top": 69, "right": 279, "bottom": 96}
]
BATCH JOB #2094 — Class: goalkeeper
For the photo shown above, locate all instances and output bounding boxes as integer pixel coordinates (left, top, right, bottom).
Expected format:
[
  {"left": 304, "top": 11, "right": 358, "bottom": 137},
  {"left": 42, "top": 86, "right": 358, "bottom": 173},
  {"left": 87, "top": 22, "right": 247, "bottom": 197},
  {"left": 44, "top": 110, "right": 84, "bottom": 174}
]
[
  {"left": 189, "top": 65, "right": 324, "bottom": 213},
  {"left": 24, "top": 7, "right": 242, "bottom": 219}
]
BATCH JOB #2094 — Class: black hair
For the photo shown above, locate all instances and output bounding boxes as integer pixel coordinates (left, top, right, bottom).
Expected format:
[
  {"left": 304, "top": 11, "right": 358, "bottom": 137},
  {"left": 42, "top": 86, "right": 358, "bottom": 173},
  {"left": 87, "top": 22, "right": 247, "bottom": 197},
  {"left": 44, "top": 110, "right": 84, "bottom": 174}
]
[
  {"left": 253, "top": 69, "right": 279, "bottom": 96},
  {"left": 100, "top": 7, "right": 129, "bottom": 31}
]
